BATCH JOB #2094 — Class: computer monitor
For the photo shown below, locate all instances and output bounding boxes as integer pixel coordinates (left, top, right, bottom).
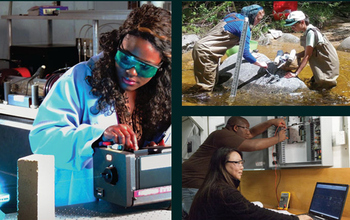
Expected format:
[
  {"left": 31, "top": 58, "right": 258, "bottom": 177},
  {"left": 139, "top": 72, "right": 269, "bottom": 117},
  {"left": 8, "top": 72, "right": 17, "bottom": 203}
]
[{"left": 309, "top": 182, "right": 349, "bottom": 220}]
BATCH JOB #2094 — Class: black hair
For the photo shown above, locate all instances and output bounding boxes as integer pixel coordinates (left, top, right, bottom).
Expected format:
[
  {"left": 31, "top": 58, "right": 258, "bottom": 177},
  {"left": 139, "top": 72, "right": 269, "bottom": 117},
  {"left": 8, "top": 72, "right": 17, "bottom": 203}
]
[
  {"left": 225, "top": 116, "right": 249, "bottom": 129},
  {"left": 86, "top": 4, "right": 171, "bottom": 142},
  {"left": 189, "top": 147, "right": 243, "bottom": 220}
]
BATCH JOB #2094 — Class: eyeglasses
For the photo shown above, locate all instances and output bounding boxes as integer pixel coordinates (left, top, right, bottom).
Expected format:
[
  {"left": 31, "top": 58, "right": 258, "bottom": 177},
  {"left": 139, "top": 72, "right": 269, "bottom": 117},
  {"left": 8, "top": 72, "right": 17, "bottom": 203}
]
[
  {"left": 227, "top": 160, "right": 245, "bottom": 166},
  {"left": 115, "top": 48, "right": 161, "bottom": 78},
  {"left": 292, "top": 22, "right": 299, "bottom": 27},
  {"left": 236, "top": 125, "right": 249, "bottom": 130}
]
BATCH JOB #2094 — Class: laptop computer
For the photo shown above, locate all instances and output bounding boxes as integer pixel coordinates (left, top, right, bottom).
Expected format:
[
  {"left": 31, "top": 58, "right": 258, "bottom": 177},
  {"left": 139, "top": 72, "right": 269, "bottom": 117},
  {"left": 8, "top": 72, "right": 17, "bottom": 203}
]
[{"left": 307, "top": 182, "right": 349, "bottom": 220}]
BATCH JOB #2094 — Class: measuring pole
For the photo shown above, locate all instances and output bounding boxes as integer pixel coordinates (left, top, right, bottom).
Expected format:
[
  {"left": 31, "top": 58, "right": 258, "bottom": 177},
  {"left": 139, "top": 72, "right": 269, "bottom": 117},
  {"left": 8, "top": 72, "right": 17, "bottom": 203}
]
[{"left": 230, "top": 17, "right": 249, "bottom": 98}]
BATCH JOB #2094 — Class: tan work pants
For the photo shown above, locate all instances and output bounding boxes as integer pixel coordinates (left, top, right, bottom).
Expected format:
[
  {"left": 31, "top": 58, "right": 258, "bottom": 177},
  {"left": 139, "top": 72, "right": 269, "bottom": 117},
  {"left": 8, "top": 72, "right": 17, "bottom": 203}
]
[
  {"left": 301, "top": 30, "right": 339, "bottom": 89},
  {"left": 192, "top": 21, "right": 239, "bottom": 92}
]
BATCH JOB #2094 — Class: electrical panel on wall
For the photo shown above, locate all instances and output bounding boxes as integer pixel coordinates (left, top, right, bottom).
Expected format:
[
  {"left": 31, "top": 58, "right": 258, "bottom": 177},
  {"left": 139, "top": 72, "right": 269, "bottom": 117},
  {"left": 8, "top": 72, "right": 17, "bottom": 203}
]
[{"left": 268, "top": 116, "right": 333, "bottom": 168}]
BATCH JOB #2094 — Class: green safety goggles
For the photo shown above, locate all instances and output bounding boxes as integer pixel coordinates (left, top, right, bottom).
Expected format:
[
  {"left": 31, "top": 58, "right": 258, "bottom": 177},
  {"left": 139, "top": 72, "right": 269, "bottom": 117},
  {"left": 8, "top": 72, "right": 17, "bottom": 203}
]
[{"left": 115, "top": 49, "right": 161, "bottom": 78}]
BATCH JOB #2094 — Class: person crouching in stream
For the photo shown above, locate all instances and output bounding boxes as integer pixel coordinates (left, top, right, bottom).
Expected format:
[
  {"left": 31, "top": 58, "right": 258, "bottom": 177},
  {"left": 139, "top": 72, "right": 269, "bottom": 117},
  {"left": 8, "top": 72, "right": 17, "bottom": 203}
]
[
  {"left": 190, "top": 4, "right": 268, "bottom": 93},
  {"left": 284, "top": 11, "right": 339, "bottom": 90}
]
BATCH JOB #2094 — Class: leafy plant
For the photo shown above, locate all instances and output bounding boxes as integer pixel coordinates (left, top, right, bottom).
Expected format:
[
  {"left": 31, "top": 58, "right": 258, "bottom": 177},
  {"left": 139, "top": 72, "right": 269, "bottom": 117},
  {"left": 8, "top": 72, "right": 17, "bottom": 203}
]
[
  {"left": 182, "top": 1, "right": 350, "bottom": 36},
  {"left": 182, "top": 1, "right": 236, "bottom": 36}
]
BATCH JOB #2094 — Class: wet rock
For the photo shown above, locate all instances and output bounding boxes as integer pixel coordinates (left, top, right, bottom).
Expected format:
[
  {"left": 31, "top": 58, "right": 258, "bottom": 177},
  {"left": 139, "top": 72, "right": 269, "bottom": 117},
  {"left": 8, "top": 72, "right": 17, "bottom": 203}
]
[
  {"left": 258, "top": 35, "right": 271, "bottom": 46},
  {"left": 182, "top": 34, "right": 199, "bottom": 53},
  {"left": 337, "top": 36, "right": 350, "bottom": 52},
  {"left": 217, "top": 53, "right": 308, "bottom": 93},
  {"left": 262, "top": 29, "right": 283, "bottom": 45},
  {"left": 277, "top": 33, "right": 300, "bottom": 44},
  {"left": 268, "top": 29, "right": 283, "bottom": 39},
  {"left": 266, "top": 33, "right": 275, "bottom": 40}
]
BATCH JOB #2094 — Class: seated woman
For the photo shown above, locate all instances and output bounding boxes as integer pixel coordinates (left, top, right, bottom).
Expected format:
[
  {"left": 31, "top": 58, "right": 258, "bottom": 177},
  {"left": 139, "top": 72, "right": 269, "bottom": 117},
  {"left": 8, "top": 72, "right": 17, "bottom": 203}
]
[
  {"left": 188, "top": 147, "right": 312, "bottom": 220},
  {"left": 29, "top": 4, "right": 171, "bottom": 206}
]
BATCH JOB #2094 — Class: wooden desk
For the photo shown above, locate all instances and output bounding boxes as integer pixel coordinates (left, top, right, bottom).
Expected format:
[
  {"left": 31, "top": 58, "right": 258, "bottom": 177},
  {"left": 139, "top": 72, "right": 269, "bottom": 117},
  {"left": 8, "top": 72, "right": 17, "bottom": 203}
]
[
  {"left": 240, "top": 168, "right": 350, "bottom": 218},
  {"left": 264, "top": 204, "right": 350, "bottom": 220}
]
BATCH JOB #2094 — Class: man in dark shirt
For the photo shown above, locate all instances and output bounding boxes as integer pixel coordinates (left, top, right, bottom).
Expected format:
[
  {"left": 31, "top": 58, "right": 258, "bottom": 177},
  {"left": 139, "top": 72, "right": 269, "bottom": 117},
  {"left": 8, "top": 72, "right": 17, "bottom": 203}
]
[{"left": 182, "top": 116, "right": 287, "bottom": 214}]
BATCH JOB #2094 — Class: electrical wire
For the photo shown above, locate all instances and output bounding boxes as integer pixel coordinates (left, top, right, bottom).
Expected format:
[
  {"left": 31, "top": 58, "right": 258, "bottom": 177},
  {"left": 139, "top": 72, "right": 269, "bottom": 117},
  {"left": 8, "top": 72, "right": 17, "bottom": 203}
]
[
  {"left": 78, "top": 24, "right": 93, "bottom": 39},
  {"left": 275, "top": 166, "right": 279, "bottom": 205},
  {"left": 273, "top": 123, "right": 283, "bottom": 205},
  {"left": 99, "top": 22, "right": 123, "bottom": 31},
  {"left": 83, "top": 22, "right": 123, "bottom": 38}
]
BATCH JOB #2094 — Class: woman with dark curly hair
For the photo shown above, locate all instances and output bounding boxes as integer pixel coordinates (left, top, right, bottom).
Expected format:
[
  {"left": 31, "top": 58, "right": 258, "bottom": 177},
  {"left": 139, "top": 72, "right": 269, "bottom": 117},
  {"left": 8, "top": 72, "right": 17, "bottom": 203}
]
[{"left": 29, "top": 4, "right": 171, "bottom": 206}]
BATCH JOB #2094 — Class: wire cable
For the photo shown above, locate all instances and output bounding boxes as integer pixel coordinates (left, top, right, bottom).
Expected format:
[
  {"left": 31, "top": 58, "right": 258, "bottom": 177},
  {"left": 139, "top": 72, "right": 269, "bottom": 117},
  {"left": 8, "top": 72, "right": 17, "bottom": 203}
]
[{"left": 273, "top": 123, "right": 283, "bottom": 205}]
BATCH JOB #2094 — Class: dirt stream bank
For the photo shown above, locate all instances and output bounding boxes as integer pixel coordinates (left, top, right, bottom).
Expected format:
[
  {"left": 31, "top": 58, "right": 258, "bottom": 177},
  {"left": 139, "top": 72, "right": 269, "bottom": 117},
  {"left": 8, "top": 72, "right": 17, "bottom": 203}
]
[{"left": 314, "top": 16, "right": 350, "bottom": 48}]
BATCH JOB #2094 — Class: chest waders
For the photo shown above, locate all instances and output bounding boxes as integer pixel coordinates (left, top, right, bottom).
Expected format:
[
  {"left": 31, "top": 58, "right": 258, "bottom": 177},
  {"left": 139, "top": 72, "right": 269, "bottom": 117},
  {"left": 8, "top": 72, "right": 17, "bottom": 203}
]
[
  {"left": 192, "top": 14, "right": 241, "bottom": 92},
  {"left": 301, "top": 28, "right": 339, "bottom": 89}
]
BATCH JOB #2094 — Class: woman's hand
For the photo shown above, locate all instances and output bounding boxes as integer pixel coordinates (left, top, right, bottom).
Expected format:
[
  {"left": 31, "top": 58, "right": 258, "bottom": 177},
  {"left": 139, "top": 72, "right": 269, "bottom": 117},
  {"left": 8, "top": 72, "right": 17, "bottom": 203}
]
[
  {"left": 284, "top": 72, "right": 298, "bottom": 78},
  {"left": 254, "top": 61, "right": 268, "bottom": 69},
  {"left": 103, "top": 124, "right": 139, "bottom": 151},
  {"left": 298, "top": 215, "right": 313, "bottom": 220}
]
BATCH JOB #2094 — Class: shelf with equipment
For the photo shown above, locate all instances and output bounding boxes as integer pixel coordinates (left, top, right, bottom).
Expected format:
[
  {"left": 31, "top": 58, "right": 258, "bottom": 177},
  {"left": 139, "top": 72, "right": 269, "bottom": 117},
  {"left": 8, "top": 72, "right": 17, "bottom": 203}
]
[{"left": 1, "top": 10, "right": 131, "bottom": 57}]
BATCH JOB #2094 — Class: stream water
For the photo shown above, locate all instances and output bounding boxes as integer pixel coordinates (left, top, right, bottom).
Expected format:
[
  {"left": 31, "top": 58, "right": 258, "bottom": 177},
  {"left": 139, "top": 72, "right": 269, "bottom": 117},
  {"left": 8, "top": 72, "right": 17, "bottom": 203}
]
[{"left": 182, "top": 37, "right": 350, "bottom": 106}]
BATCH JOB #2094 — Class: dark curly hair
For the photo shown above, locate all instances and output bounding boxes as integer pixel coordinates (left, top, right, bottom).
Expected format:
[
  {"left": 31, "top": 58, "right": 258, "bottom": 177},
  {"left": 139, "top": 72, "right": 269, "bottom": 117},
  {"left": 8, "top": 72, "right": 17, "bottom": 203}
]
[{"left": 86, "top": 4, "right": 171, "bottom": 143}]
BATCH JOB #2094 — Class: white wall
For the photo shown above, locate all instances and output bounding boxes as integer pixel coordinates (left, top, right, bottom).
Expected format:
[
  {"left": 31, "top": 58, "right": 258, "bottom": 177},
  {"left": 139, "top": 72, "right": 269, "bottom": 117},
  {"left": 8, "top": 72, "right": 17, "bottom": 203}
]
[
  {"left": 331, "top": 116, "right": 350, "bottom": 167},
  {"left": 182, "top": 116, "right": 224, "bottom": 161},
  {"left": 0, "top": 1, "right": 128, "bottom": 64},
  {"left": 182, "top": 116, "right": 205, "bottom": 160},
  {"left": 208, "top": 116, "right": 225, "bottom": 134}
]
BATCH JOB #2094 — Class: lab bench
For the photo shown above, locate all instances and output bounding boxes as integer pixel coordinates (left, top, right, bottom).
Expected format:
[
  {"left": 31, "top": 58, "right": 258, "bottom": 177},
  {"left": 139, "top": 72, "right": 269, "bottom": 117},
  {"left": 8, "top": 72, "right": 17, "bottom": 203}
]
[
  {"left": 0, "top": 104, "right": 171, "bottom": 219},
  {"left": 3, "top": 200, "right": 171, "bottom": 219}
]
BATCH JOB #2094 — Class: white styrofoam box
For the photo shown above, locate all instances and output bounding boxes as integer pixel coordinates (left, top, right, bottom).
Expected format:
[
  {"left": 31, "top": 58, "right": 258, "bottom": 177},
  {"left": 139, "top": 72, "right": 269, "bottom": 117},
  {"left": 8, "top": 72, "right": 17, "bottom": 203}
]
[{"left": 17, "top": 154, "right": 55, "bottom": 220}]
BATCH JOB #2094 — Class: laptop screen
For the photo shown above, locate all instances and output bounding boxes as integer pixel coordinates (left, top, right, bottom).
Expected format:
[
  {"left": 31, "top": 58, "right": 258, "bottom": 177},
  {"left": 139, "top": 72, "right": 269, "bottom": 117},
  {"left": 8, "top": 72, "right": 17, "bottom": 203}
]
[{"left": 309, "top": 182, "right": 349, "bottom": 220}]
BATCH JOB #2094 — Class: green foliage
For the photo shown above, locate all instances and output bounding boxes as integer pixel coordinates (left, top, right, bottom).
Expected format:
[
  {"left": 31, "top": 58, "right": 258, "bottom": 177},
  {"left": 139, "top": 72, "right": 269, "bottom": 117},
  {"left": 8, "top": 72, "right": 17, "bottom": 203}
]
[
  {"left": 182, "top": 1, "right": 350, "bottom": 36},
  {"left": 268, "top": 20, "right": 288, "bottom": 32},
  {"left": 182, "top": 1, "right": 235, "bottom": 36},
  {"left": 298, "top": 2, "right": 333, "bottom": 28}
]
